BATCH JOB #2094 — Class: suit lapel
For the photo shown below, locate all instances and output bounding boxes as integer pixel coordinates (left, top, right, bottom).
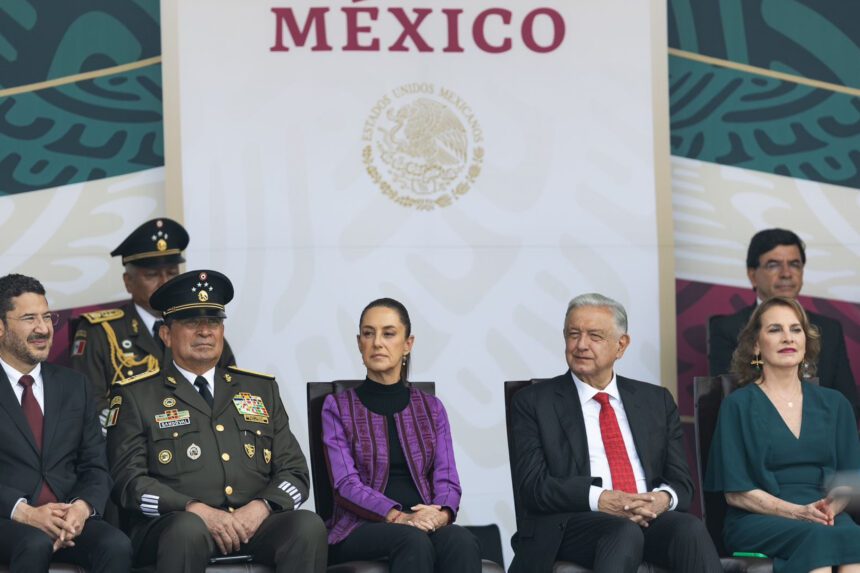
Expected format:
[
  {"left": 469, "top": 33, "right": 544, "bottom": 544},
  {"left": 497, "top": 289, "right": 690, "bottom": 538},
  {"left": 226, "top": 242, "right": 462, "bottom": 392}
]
[
  {"left": 553, "top": 376, "right": 589, "bottom": 474},
  {"left": 128, "top": 304, "right": 162, "bottom": 360},
  {"left": 213, "top": 368, "right": 236, "bottom": 418},
  {"left": 0, "top": 367, "right": 39, "bottom": 454},
  {"left": 164, "top": 363, "right": 211, "bottom": 415},
  {"left": 617, "top": 377, "right": 650, "bottom": 481},
  {"left": 41, "top": 363, "right": 62, "bottom": 455}
]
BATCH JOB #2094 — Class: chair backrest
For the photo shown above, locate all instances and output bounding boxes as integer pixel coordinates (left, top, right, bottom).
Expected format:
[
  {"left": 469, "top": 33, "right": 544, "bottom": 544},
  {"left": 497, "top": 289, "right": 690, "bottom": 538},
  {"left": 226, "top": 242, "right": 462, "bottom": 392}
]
[
  {"left": 693, "top": 374, "right": 818, "bottom": 556},
  {"left": 503, "top": 379, "right": 549, "bottom": 523},
  {"left": 306, "top": 380, "right": 435, "bottom": 522},
  {"left": 692, "top": 374, "right": 737, "bottom": 556}
]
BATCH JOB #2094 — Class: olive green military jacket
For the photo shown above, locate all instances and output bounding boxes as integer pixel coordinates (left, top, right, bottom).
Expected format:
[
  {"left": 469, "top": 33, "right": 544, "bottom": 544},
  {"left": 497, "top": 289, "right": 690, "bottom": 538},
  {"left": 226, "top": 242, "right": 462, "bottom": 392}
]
[
  {"left": 105, "top": 362, "right": 309, "bottom": 530},
  {"left": 71, "top": 302, "right": 236, "bottom": 411}
]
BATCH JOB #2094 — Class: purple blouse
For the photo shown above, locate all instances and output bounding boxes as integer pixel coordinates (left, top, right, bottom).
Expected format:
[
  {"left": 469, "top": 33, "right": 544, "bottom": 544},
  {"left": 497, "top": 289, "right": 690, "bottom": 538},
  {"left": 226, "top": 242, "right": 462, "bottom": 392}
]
[{"left": 321, "top": 386, "right": 462, "bottom": 544}]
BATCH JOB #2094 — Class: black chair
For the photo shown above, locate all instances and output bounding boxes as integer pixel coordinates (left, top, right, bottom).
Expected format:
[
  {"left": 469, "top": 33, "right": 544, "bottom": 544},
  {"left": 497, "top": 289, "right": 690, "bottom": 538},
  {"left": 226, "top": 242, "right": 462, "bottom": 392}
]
[
  {"left": 504, "top": 380, "right": 673, "bottom": 573},
  {"left": 693, "top": 375, "right": 774, "bottom": 573},
  {"left": 307, "top": 380, "right": 504, "bottom": 573}
]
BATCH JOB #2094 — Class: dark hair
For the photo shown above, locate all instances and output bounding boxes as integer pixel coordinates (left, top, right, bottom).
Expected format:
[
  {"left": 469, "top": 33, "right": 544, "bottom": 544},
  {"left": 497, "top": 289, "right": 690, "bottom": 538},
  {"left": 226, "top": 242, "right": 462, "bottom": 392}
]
[
  {"left": 0, "top": 274, "right": 46, "bottom": 321},
  {"left": 746, "top": 228, "right": 806, "bottom": 269},
  {"left": 359, "top": 297, "right": 412, "bottom": 383},
  {"left": 730, "top": 296, "right": 820, "bottom": 385}
]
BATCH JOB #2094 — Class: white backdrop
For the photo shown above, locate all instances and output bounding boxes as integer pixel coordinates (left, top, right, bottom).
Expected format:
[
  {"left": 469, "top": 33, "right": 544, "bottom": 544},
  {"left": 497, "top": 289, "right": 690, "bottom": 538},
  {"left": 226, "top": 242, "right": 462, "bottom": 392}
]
[{"left": 166, "top": 0, "right": 667, "bottom": 563}]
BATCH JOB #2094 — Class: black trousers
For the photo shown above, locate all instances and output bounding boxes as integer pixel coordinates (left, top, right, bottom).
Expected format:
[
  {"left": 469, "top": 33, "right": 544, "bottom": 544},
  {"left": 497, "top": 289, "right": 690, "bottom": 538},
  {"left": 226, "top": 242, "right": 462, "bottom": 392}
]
[
  {"left": 132, "top": 509, "right": 327, "bottom": 573},
  {"left": 0, "top": 517, "right": 132, "bottom": 573},
  {"left": 557, "top": 511, "right": 722, "bottom": 573},
  {"left": 330, "top": 522, "right": 482, "bottom": 573}
]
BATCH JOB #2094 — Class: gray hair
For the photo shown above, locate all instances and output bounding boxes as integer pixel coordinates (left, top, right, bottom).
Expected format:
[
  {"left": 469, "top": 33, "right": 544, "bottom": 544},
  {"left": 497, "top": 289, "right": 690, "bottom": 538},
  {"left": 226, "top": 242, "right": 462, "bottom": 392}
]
[{"left": 565, "top": 293, "right": 628, "bottom": 334}]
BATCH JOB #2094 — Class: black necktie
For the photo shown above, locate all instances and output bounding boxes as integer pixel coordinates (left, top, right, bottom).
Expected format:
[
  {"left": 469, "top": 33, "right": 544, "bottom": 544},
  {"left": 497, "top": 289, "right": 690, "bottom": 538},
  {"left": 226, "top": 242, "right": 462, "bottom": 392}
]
[
  {"left": 194, "top": 376, "right": 214, "bottom": 409},
  {"left": 152, "top": 320, "right": 165, "bottom": 352}
]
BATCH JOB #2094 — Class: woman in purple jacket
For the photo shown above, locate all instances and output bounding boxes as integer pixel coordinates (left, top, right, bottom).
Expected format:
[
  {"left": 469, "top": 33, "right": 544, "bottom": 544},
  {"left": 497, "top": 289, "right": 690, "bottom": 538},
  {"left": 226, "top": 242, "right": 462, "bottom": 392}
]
[{"left": 321, "top": 298, "right": 481, "bottom": 572}]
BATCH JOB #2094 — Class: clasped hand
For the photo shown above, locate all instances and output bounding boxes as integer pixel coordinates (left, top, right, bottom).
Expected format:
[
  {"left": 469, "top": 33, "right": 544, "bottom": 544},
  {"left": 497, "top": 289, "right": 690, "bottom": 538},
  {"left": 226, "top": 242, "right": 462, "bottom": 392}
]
[
  {"left": 12, "top": 499, "right": 92, "bottom": 552},
  {"left": 598, "top": 490, "right": 670, "bottom": 527},
  {"left": 187, "top": 500, "right": 271, "bottom": 555},
  {"left": 390, "top": 504, "right": 450, "bottom": 532}
]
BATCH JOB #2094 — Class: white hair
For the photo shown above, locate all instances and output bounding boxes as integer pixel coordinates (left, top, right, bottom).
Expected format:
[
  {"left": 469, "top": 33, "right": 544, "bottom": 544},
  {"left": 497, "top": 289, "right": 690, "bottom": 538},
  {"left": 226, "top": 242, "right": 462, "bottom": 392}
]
[{"left": 565, "top": 293, "right": 628, "bottom": 334}]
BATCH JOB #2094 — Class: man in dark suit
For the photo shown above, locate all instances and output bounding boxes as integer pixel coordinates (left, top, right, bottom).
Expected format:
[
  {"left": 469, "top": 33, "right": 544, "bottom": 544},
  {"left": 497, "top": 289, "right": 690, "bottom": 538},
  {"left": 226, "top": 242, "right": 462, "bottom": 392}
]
[
  {"left": 106, "top": 269, "right": 326, "bottom": 573},
  {"left": 71, "top": 217, "right": 236, "bottom": 415},
  {"left": 0, "top": 274, "right": 131, "bottom": 572},
  {"left": 509, "top": 293, "right": 721, "bottom": 573},
  {"left": 708, "top": 228, "right": 857, "bottom": 412}
]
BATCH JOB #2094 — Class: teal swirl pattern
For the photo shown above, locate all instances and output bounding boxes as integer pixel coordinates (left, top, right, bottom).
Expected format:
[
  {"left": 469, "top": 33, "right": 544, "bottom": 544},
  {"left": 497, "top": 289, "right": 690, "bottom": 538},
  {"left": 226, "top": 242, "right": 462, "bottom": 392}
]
[
  {"left": 668, "top": 0, "right": 860, "bottom": 190},
  {"left": 669, "top": 56, "right": 860, "bottom": 189},
  {"left": 0, "top": 0, "right": 162, "bottom": 195}
]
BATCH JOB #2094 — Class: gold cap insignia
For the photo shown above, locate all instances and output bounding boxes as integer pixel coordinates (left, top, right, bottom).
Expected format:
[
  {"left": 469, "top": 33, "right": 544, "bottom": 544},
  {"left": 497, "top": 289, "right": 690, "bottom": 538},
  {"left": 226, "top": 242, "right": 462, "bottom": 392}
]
[
  {"left": 198, "top": 290, "right": 209, "bottom": 302},
  {"left": 158, "top": 450, "right": 173, "bottom": 464},
  {"left": 263, "top": 448, "right": 271, "bottom": 464},
  {"left": 156, "top": 238, "right": 167, "bottom": 251},
  {"left": 244, "top": 444, "right": 255, "bottom": 458}
]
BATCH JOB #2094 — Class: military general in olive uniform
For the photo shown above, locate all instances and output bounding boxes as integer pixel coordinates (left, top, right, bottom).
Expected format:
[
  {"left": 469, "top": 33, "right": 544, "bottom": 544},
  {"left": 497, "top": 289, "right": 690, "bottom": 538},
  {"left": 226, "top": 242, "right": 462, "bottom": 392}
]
[
  {"left": 71, "top": 218, "right": 235, "bottom": 414},
  {"left": 105, "top": 270, "right": 326, "bottom": 572}
]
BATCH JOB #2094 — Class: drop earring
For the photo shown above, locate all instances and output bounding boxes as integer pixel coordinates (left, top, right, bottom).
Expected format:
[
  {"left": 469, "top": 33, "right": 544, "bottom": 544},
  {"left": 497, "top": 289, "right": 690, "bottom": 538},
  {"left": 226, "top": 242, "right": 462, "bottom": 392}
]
[{"left": 750, "top": 353, "right": 763, "bottom": 368}]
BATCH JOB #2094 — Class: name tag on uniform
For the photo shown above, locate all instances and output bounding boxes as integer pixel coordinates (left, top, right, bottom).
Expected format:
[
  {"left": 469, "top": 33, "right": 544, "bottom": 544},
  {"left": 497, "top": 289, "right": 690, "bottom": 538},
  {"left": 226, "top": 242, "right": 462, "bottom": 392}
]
[
  {"left": 155, "top": 409, "right": 191, "bottom": 429},
  {"left": 232, "top": 393, "right": 270, "bottom": 424}
]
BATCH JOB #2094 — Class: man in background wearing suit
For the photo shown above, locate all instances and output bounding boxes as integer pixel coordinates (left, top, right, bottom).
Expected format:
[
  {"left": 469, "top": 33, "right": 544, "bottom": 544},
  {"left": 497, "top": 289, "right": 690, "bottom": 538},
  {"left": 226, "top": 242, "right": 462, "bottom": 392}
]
[
  {"left": 509, "top": 293, "right": 720, "bottom": 573},
  {"left": 0, "top": 274, "right": 131, "bottom": 572},
  {"left": 708, "top": 228, "right": 857, "bottom": 412}
]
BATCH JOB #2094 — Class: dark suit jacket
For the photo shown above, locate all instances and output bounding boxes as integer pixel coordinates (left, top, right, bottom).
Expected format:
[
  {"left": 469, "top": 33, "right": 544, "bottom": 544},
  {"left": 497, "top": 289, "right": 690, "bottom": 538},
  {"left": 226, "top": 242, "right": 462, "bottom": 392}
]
[
  {"left": 0, "top": 363, "right": 111, "bottom": 518},
  {"left": 708, "top": 305, "right": 857, "bottom": 414},
  {"left": 508, "top": 373, "right": 692, "bottom": 573}
]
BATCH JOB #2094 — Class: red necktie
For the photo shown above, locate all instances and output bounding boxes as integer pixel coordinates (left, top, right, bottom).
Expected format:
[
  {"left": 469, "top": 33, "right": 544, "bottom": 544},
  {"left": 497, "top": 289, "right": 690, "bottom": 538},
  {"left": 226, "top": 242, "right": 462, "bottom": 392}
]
[
  {"left": 594, "top": 392, "right": 637, "bottom": 494},
  {"left": 18, "top": 374, "right": 58, "bottom": 505}
]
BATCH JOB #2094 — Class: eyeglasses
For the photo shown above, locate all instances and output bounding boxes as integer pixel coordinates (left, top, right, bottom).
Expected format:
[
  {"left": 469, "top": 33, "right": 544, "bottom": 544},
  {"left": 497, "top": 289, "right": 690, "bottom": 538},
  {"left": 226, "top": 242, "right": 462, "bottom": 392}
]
[
  {"left": 6, "top": 312, "right": 60, "bottom": 327},
  {"left": 761, "top": 260, "right": 803, "bottom": 273},
  {"left": 175, "top": 317, "right": 224, "bottom": 329}
]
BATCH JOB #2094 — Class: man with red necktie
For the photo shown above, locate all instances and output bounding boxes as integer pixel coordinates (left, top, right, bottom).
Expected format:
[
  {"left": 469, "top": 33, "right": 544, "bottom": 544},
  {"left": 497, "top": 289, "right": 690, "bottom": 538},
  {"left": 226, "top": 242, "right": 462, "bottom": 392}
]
[
  {"left": 0, "top": 274, "right": 131, "bottom": 572},
  {"left": 508, "top": 293, "right": 721, "bottom": 573}
]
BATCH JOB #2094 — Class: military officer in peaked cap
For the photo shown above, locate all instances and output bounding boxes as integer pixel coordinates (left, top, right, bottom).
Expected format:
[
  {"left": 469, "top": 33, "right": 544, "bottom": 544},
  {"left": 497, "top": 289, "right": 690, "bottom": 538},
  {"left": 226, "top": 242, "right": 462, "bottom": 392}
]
[
  {"left": 71, "top": 218, "right": 236, "bottom": 416},
  {"left": 105, "top": 270, "right": 326, "bottom": 572}
]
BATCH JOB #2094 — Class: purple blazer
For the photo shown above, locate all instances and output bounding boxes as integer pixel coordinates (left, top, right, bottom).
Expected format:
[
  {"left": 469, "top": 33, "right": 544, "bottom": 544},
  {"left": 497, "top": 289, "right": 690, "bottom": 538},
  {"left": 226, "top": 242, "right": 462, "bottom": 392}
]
[{"left": 321, "top": 386, "right": 462, "bottom": 544}]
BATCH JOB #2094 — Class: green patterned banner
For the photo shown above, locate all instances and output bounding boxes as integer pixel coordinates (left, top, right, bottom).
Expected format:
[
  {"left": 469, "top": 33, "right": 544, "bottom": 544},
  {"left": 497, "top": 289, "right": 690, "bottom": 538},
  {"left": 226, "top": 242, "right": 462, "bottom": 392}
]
[
  {"left": 669, "top": 55, "right": 860, "bottom": 190},
  {"left": 0, "top": 0, "right": 163, "bottom": 195}
]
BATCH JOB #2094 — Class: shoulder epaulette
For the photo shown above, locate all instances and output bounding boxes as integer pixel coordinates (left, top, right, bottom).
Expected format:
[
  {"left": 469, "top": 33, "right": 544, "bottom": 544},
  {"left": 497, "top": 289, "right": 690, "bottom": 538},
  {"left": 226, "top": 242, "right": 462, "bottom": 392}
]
[
  {"left": 81, "top": 309, "right": 124, "bottom": 324},
  {"left": 228, "top": 365, "right": 275, "bottom": 380},
  {"left": 113, "top": 367, "right": 160, "bottom": 386}
]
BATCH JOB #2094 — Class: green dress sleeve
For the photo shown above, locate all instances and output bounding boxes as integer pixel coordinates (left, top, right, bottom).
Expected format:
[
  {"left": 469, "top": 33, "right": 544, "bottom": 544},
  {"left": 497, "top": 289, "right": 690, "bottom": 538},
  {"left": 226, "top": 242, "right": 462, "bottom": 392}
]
[
  {"left": 834, "top": 393, "right": 860, "bottom": 471},
  {"left": 704, "top": 388, "right": 777, "bottom": 494}
]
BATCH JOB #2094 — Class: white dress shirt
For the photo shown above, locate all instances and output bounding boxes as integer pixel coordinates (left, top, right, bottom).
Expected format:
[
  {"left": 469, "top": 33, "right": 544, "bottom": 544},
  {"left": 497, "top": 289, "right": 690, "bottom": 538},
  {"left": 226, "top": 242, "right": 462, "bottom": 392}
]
[
  {"left": 2, "top": 357, "right": 44, "bottom": 518},
  {"left": 174, "top": 362, "right": 215, "bottom": 398},
  {"left": 1, "top": 357, "right": 44, "bottom": 411},
  {"left": 570, "top": 372, "right": 678, "bottom": 512}
]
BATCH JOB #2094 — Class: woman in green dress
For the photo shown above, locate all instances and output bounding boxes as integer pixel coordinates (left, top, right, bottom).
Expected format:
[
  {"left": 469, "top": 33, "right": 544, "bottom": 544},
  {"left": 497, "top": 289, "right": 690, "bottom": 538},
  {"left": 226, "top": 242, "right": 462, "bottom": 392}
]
[{"left": 705, "top": 296, "right": 860, "bottom": 573}]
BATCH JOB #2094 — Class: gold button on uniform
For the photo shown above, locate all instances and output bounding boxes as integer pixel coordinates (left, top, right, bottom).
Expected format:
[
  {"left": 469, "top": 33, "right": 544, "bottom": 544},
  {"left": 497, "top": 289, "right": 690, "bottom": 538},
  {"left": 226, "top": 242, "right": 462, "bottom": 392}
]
[
  {"left": 221, "top": 453, "right": 230, "bottom": 461},
  {"left": 256, "top": 430, "right": 262, "bottom": 436},
  {"left": 216, "top": 424, "right": 225, "bottom": 432},
  {"left": 225, "top": 486, "right": 233, "bottom": 495},
  {"left": 228, "top": 507, "right": 235, "bottom": 513},
  {"left": 172, "top": 432, "right": 179, "bottom": 438}
]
